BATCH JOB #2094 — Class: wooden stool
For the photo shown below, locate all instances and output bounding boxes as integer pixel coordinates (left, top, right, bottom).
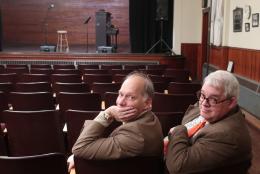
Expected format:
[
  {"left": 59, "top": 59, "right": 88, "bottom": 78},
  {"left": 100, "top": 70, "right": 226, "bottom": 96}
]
[{"left": 56, "top": 30, "right": 69, "bottom": 52}]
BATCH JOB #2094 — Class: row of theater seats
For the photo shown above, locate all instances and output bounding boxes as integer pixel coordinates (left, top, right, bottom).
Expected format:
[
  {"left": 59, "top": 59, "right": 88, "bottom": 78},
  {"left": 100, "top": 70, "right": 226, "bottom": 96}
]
[{"left": 0, "top": 64, "right": 198, "bottom": 174}]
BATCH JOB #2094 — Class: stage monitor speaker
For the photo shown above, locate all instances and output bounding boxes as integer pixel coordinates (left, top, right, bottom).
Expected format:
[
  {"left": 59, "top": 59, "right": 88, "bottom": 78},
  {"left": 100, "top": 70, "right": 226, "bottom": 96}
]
[
  {"left": 156, "top": 0, "right": 168, "bottom": 21},
  {"left": 40, "top": 45, "right": 56, "bottom": 52}
]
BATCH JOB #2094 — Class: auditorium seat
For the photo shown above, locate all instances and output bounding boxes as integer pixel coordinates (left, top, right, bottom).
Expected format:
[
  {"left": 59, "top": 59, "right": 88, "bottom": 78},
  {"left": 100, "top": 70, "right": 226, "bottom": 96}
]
[
  {"left": 168, "top": 82, "right": 201, "bottom": 95},
  {"left": 30, "top": 64, "right": 52, "bottom": 69},
  {"left": 14, "top": 82, "right": 52, "bottom": 92},
  {"left": 3, "top": 110, "right": 65, "bottom": 156},
  {"left": 56, "top": 92, "right": 102, "bottom": 123},
  {"left": 0, "top": 153, "right": 68, "bottom": 174},
  {"left": 141, "top": 69, "right": 164, "bottom": 75},
  {"left": 153, "top": 82, "right": 168, "bottom": 93},
  {"left": 147, "top": 64, "right": 167, "bottom": 70},
  {"left": 0, "top": 82, "right": 14, "bottom": 94},
  {"left": 53, "top": 82, "right": 90, "bottom": 94},
  {"left": 6, "top": 64, "right": 29, "bottom": 69},
  {"left": 155, "top": 112, "right": 183, "bottom": 136},
  {"left": 17, "top": 73, "right": 51, "bottom": 83},
  {"left": 30, "top": 68, "right": 54, "bottom": 75},
  {"left": 152, "top": 93, "right": 197, "bottom": 113},
  {"left": 83, "top": 74, "right": 112, "bottom": 87},
  {"left": 81, "top": 69, "right": 109, "bottom": 75},
  {"left": 104, "top": 92, "right": 118, "bottom": 108},
  {"left": 109, "top": 69, "right": 132, "bottom": 76},
  {"left": 92, "top": 82, "right": 121, "bottom": 99},
  {"left": 124, "top": 64, "right": 146, "bottom": 70},
  {"left": 74, "top": 155, "right": 163, "bottom": 174},
  {"left": 0, "top": 73, "right": 17, "bottom": 83},
  {"left": 8, "top": 92, "right": 56, "bottom": 111},
  {"left": 0, "top": 91, "right": 9, "bottom": 123},
  {"left": 100, "top": 64, "right": 122, "bottom": 70},
  {"left": 5, "top": 67, "right": 29, "bottom": 75},
  {"left": 164, "top": 69, "right": 190, "bottom": 82},
  {"left": 53, "top": 69, "right": 80, "bottom": 75},
  {"left": 51, "top": 74, "right": 82, "bottom": 84},
  {"left": 0, "top": 128, "right": 7, "bottom": 155},
  {"left": 77, "top": 64, "right": 99, "bottom": 71},
  {"left": 0, "top": 65, "right": 5, "bottom": 73},
  {"left": 113, "top": 74, "right": 126, "bottom": 83},
  {"left": 53, "top": 64, "right": 75, "bottom": 69}
]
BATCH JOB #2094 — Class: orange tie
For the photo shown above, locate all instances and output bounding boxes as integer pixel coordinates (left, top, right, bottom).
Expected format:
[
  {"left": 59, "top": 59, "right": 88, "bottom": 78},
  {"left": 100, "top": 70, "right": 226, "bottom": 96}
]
[{"left": 187, "top": 119, "right": 207, "bottom": 137}]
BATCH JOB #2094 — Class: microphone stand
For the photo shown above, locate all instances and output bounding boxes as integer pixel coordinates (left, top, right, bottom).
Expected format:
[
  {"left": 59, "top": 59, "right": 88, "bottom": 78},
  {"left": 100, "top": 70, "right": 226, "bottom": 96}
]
[
  {"left": 41, "top": 4, "right": 54, "bottom": 50},
  {"left": 84, "top": 17, "right": 91, "bottom": 53}
]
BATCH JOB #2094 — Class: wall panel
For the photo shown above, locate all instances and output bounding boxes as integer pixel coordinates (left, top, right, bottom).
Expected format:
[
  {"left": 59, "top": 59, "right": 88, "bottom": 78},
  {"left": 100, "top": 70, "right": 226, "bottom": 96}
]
[{"left": 1, "top": 0, "right": 129, "bottom": 49}]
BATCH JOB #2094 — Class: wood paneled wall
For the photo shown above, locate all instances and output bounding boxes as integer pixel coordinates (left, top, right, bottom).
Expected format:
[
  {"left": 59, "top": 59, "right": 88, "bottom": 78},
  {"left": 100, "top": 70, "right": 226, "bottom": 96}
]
[
  {"left": 181, "top": 43, "right": 260, "bottom": 82},
  {"left": 181, "top": 43, "right": 200, "bottom": 80},
  {"left": 1, "top": 0, "right": 129, "bottom": 48}
]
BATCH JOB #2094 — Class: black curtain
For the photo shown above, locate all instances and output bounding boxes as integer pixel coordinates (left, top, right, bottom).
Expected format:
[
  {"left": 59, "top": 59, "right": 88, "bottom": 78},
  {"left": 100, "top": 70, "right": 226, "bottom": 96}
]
[{"left": 129, "top": 0, "right": 173, "bottom": 53}]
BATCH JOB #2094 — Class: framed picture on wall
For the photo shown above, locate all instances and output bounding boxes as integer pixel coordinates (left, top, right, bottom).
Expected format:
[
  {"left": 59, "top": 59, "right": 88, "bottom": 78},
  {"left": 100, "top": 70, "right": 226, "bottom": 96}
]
[
  {"left": 245, "top": 23, "right": 250, "bottom": 32},
  {"left": 233, "top": 7, "right": 243, "bottom": 32},
  {"left": 252, "top": 13, "right": 259, "bottom": 27}
]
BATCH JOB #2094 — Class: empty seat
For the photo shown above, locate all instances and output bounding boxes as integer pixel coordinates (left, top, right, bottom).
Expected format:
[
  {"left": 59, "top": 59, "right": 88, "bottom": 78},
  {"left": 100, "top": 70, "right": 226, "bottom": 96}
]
[
  {"left": 109, "top": 69, "right": 133, "bottom": 76},
  {"left": 155, "top": 112, "right": 183, "bottom": 136},
  {"left": 104, "top": 92, "right": 118, "bottom": 108},
  {"left": 17, "top": 73, "right": 51, "bottom": 83},
  {"left": 147, "top": 64, "right": 168, "bottom": 70},
  {"left": 51, "top": 74, "right": 82, "bottom": 84},
  {"left": 77, "top": 64, "right": 99, "bottom": 71},
  {"left": 14, "top": 82, "right": 52, "bottom": 92},
  {"left": 57, "top": 92, "right": 102, "bottom": 112},
  {"left": 168, "top": 82, "right": 201, "bottom": 95},
  {"left": 3, "top": 110, "right": 65, "bottom": 156},
  {"left": 53, "top": 82, "right": 90, "bottom": 94},
  {"left": 100, "top": 64, "right": 122, "bottom": 70},
  {"left": 9, "top": 92, "right": 56, "bottom": 111},
  {"left": 53, "top": 64, "right": 75, "bottom": 69},
  {"left": 148, "top": 75, "right": 170, "bottom": 83},
  {"left": 5, "top": 67, "right": 29, "bottom": 75},
  {"left": 113, "top": 74, "right": 126, "bottom": 83},
  {"left": 0, "top": 153, "right": 68, "bottom": 174},
  {"left": 0, "top": 91, "right": 9, "bottom": 123},
  {"left": 164, "top": 69, "right": 190, "bottom": 82},
  {"left": 53, "top": 69, "right": 80, "bottom": 75},
  {"left": 0, "top": 128, "right": 7, "bottom": 155},
  {"left": 30, "top": 68, "right": 54, "bottom": 75},
  {"left": 152, "top": 93, "right": 197, "bottom": 113},
  {"left": 6, "top": 64, "right": 28, "bottom": 68},
  {"left": 124, "top": 64, "right": 146, "bottom": 70},
  {"left": 0, "top": 73, "right": 17, "bottom": 83},
  {"left": 83, "top": 74, "right": 112, "bottom": 86},
  {"left": 66, "top": 110, "right": 99, "bottom": 151},
  {"left": 30, "top": 64, "right": 52, "bottom": 69},
  {"left": 74, "top": 155, "right": 163, "bottom": 174},
  {"left": 141, "top": 69, "right": 164, "bottom": 76},
  {"left": 0, "top": 82, "right": 14, "bottom": 94},
  {"left": 81, "top": 69, "right": 109, "bottom": 75},
  {"left": 0, "top": 65, "right": 5, "bottom": 73},
  {"left": 153, "top": 82, "right": 168, "bottom": 93},
  {"left": 92, "top": 82, "right": 121, "bottom": 99}
]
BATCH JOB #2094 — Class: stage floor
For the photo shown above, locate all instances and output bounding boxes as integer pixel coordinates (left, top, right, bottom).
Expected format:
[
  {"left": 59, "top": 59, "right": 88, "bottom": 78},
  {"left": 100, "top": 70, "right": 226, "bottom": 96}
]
[{"left": 1, "top": 44, "right": 131, "bottom": 54}]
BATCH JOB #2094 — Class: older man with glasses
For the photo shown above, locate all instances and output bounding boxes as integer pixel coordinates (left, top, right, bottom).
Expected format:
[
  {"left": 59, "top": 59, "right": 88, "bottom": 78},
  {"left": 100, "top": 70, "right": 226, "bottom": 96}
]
[{"left": 165, "top": 70, "right": 252, "bottom": 174}]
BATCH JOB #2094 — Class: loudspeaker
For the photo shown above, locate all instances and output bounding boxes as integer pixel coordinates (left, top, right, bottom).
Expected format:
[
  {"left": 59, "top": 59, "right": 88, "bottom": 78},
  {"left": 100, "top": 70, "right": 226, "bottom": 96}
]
[
  {"left": 156, "top": 0, "right": 168, "bottom": 21},
  {"left": 40, "top": 45, "right": 56, "bottom": 52}
]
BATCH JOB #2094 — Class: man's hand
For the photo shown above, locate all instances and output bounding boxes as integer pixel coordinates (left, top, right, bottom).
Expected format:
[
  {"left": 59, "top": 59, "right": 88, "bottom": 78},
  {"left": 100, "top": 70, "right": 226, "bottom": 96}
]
[
  {"left": 67, "top": 154, "right": 75, "bottom": 173},
  {"left": 105, "top": 106, "right": 138, "bottom": 122}
]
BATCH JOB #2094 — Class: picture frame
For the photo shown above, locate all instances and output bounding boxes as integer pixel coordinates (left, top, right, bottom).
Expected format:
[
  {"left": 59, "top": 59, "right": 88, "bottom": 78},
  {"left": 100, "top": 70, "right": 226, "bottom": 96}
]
[
  {"left": 252, "top": 13, "right": 259, "bottom": 27},
  {"left": 233, "top": 7, "right": 243, "bottom": 32},
  {"left": 245, "top": 23, "right": 250, "bottom": 32},
  {"left": 227, "top": 61, "right": 234, "bottom": 73}
]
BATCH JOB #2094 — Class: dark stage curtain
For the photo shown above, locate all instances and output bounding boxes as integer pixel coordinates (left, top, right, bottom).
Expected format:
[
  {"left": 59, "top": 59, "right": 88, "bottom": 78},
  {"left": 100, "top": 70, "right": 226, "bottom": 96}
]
[{"left": 129, "top": 0, "right": 173, "bottom": 53}]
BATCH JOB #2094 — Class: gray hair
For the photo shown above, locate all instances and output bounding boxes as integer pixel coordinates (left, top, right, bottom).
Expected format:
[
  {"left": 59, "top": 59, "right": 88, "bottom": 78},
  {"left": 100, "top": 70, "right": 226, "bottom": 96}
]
[
  {"left": 125, "top": 71, "right": 154, "bottom": 99},
  {"left": 203, "top": 70, "right": 240, "bottom": 99}
]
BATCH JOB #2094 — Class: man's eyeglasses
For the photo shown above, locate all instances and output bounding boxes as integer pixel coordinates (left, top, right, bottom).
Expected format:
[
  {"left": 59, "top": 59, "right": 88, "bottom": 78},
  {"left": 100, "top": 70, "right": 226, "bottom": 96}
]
[{"left": 196, "top": 91, "right": 230, "bottom": 106}]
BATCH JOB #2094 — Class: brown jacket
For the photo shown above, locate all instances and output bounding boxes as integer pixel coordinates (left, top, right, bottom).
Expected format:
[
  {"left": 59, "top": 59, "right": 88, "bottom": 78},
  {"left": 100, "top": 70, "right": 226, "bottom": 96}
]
[
  {"left": 72, "top": 111, "right": 163, "bottom": 159},
  {"left": 166, "top": 104, "right": 252, "bottom": 174}
]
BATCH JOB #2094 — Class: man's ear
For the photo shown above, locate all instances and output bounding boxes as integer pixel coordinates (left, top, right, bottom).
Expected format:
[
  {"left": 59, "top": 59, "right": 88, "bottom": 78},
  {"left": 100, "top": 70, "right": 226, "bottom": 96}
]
[
  {"left": 228, "top": 97, "right": 237, "bottom": 109},
  {"left": 144, "top": 97, "right": 152, "bottom": 110}
]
